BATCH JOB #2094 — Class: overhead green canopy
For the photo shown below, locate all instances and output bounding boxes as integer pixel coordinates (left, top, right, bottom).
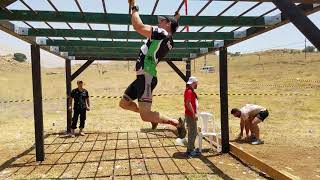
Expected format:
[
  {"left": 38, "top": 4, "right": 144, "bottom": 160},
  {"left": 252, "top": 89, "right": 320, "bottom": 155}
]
[
  {"left": 0, "top": 1, "right": 318, "bottom": 61},
  {"left": 0, "top": 10, "right": 273, "bottom": 27}
]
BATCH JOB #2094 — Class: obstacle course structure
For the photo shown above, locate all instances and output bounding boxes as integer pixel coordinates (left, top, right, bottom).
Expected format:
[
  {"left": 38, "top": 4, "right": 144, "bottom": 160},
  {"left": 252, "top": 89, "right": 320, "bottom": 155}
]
[{"left": 0, "top": 1, "right": 320, "bottom": 178}]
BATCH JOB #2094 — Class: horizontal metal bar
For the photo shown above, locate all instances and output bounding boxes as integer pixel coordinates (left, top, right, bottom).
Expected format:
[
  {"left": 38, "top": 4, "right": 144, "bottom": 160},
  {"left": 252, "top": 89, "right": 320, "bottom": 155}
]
[
  {"left": 224, "top": 4, "right": 320, "bottom": 47},
  {"left": 1, "top": 10, "right": 272, "bottom": 27},
  {"left": 26, "top": 28, "right": 236, "bottom": 40},
  {"left": 45, "top": 40, "right": 215, "bottom": 49},
  {"left": 74, "top": 56, "right": 183, "bottom": 61},
  {"left": 0, "top": 20, "right": 67, "bottom": 60},
  {"left": 58, "top": 46, "right": 202, "bottom": 54},
  {"left": 68, "top": 52, "right": 190, "bottom": 58}
]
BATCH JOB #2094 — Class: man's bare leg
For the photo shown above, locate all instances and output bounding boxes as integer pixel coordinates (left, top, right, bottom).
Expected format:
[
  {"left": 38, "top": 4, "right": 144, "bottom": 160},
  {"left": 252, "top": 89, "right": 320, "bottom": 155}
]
[
  {"left": 119, "top": 98, "right": 167, "bottom": 130},
  {"left": 251, "top": 118, "right": 263, "bottom": 145},
  {"left": 139, "top": 102, "right": 186, "bottom": 137},
  {"left": 119, "top": 97, "right": 139, "bottom": 113},
  {"left": 138, "top": 102, "right": 180, "bottom": 126},
  {"left": 244, "top": 120, "right": 252, "bottom": 141},
  {"left": 120, "top": 98, "right": 180, "bottom": 126},
  {"left": 252, "top": 118, "right": 262, "bottom": 139},
  {"left": 119, "top": 97, "right": 173, "bottom": 123},
  {"left": 248, "top": 117, "right": 258, "bottom": 138}
]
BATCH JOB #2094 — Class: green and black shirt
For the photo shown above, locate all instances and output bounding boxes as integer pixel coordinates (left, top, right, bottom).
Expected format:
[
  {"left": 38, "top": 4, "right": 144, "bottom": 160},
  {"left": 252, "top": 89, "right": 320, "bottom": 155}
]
[
  {"left": 71, "top": 88, "right": 89, "bottom": 110},
  {"left": 135, "top": 27, "right": 174, "bottom": 77}
]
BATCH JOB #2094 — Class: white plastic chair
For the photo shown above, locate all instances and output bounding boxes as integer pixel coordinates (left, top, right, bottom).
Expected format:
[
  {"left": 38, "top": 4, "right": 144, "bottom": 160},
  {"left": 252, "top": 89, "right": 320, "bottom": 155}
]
[{"left": 198, "top": 112, "right": 222, "bottom": 153}]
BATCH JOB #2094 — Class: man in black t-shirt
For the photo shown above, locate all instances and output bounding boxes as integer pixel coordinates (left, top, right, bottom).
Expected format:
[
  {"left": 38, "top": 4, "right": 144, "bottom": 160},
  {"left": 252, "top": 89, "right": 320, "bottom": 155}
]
[
  {"left": 119, "top": 0, "right": 186, "bottom": 139},
  {"left": 69, "top": 80, "right": 90, "bottom": 137}
]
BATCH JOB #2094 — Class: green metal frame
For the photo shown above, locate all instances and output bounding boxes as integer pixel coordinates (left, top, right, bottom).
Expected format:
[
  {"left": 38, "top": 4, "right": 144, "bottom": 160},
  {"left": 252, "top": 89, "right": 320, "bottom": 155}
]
[
  {"left": 1, "top": 10, "right": 272, "bottom": 27},
  {"left": 58, "top": 47, "right": 202, "bottom": 54},
  {"left": 0, "top": 1, "right": 318, "bottom": 61},
  {"left": 67, "top": 52, "right": 190, "bottom": 58},
  {"left": 45, "top": 40, "right": 215, "bottom": 49},
  {"left": 26, "top": 29, "right": 236, "bottom": 40}
]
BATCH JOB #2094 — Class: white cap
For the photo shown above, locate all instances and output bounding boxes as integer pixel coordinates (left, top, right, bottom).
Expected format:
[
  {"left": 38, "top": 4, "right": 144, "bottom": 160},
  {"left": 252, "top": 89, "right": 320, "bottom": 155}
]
[{"left": 187, "top": 76, "right": 198, "bottom": 85}]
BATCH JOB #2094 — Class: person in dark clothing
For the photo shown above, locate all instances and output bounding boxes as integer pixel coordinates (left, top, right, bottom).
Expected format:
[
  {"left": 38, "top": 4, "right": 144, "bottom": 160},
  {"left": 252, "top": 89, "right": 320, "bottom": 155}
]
[{"left": 68, "top": 80, "right": 90, "bottom": 137}]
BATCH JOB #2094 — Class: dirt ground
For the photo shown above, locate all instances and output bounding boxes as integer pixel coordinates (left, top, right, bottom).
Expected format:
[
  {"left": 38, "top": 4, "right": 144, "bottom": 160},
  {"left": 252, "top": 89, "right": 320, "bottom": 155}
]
[
  {"left": 0, "top": 51, "right": 319, "bottom": 179},
  {"left": 0, "top": 131, "right": 267, "bottom": 179}
]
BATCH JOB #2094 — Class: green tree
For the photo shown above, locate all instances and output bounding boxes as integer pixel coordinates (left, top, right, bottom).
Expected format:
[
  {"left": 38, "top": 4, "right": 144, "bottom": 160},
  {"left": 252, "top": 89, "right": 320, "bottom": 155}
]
[
  {"left": 13, "top": 53, "right": 27, "bottom": 62},
  {"left": 302, "top": 46, "right": 315, "bottom": 53}
]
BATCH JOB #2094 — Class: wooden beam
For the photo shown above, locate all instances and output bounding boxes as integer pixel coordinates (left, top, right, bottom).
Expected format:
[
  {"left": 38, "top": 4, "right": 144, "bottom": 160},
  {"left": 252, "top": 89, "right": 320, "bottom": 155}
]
[
  {"left": 31, "top": 44, "right": 44, "bottom": 161},
  {"left": 0, "top": 20, "right": 67, "bottom": 60},
  {"left": 224, "top": 4, "right": 320, "bottom": 49},
  {"left": 219, "top": 47, "right": 229, "bottom": 153},
  {"left": 272, "top": 0, "right": 320, "bottom": 50},
  {"left": 0, "top": 0, "right": 18, "bottom": 7},
  {"left": 204, "top": 135, "right": 297, "bottom": 179},
  {"left": 229, "top": 143, "right": 296, "bottom": 180},
  {"left": 186, "top": 60, "right": 191, "bottom": 80},
  {"left": 65, "top": 59, "right": 72, "bottom": 133},
  {"left": 71, "top": 60, "right": 94, "bottom": 81},
  {"left": 166, "top": 61, "right": 188, "bottom": 82}
]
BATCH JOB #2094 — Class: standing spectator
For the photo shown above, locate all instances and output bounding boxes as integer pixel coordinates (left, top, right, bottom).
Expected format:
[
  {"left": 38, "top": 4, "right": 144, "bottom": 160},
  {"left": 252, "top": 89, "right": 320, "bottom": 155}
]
[
  {"left": 184, "top": 77, "right": 201, "bottom": 157},
  {"left": 68, "top": 80, "right": 90, "bottom": 137}
]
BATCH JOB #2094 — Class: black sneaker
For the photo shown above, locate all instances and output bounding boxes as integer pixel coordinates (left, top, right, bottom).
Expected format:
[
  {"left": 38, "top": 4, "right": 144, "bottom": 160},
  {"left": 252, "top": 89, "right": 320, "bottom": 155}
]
[
  {"left": 151, "top": 122, "right": 158, "bottom": 130},
  {"left": 177, "top": 118, "right": 186, "bottom": 138}
]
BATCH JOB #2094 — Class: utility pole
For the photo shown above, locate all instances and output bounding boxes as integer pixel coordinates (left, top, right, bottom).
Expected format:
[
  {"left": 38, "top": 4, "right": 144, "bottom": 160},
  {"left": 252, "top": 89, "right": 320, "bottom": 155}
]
[{"left": 305, "top": 38, "right": 307, "bottom": 60}]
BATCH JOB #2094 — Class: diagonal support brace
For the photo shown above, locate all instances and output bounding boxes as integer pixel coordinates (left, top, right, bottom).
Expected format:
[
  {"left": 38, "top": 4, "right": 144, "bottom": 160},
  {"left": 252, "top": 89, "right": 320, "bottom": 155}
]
[
  {"left": 272, "top": 1, "right": 320, "bottom": 50},
  {"left": 71, "top": 59, "right": 94, "bottom": 81},
  {"left": 166, "top": 60, "right": 187, "bottom": 82}
]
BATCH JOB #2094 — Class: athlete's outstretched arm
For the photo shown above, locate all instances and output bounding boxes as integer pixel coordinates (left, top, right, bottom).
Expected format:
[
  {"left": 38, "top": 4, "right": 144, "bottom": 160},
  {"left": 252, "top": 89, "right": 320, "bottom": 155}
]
[{"left": 129, "top": 0, "right": 152, "bottom": 38}]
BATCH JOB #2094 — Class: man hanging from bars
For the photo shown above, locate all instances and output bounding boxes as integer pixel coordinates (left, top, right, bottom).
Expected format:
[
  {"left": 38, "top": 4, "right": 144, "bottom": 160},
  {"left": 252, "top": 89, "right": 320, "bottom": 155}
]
[{"left": 119, "top": 0, "right": 186, "bottom": 138}]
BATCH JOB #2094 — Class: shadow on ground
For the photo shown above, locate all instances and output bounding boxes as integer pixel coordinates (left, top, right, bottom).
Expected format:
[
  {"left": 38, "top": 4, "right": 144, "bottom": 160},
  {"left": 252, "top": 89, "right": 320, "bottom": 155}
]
[{"left": 0, "top": 130, "right": 266, "bottom": 179}]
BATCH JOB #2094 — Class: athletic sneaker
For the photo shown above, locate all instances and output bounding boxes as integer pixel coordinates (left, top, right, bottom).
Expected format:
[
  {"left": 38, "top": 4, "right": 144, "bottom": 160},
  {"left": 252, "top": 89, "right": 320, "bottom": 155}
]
[
  {"left": 184, "top": 151, "right": 191, "bottom": 157},
  {"left": 177, "top": 118, "right": 186, "bottom": 139},
  {"left": 185, "top": 150, "right": 201, "bottom": 158},
  {"left": 190, "top": 150, "right": 201, "bottom": 157},
  {"left": 245, "top": 135, "right": 256, "bottom": 142},
  {"left": 251, "top": 139, "right": 264, "bottom": 145},
  {"left": 151, "top": 122, "right": 158, "bottom": 130}
]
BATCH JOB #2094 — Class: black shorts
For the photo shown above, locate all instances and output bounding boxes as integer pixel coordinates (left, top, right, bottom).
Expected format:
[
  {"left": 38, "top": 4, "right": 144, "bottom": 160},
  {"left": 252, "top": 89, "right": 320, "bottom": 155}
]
[
  {"left": 257, "top": 110, "right": 269, "bottom": 122},
  {"left": 124, "top": 74, "right": 157, "bottom": 103}
]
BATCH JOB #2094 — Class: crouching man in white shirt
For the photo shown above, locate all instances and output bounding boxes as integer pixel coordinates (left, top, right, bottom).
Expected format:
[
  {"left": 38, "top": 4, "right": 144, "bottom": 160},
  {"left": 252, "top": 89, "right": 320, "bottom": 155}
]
[{"left": 231, "top": 104, "right": 269, "bottom": 145}]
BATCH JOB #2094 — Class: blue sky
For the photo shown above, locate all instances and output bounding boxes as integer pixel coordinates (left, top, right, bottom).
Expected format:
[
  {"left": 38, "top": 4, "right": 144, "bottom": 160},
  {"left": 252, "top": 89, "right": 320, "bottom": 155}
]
[{"left": 0, "top": 0, "right": 319, "bottom": 67}]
